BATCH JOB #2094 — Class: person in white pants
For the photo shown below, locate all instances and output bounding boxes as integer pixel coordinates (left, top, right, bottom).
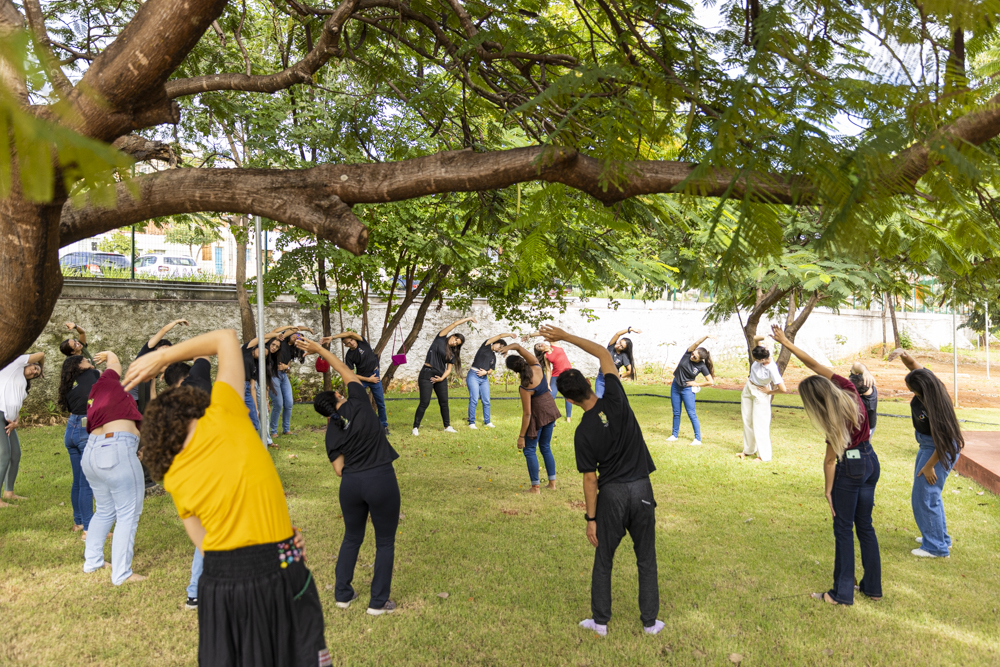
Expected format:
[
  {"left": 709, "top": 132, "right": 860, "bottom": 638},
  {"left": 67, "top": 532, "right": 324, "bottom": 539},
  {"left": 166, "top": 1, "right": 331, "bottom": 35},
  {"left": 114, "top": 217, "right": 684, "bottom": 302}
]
[{"left": 739, "top": 337, "right": 787, "bottom": 462}]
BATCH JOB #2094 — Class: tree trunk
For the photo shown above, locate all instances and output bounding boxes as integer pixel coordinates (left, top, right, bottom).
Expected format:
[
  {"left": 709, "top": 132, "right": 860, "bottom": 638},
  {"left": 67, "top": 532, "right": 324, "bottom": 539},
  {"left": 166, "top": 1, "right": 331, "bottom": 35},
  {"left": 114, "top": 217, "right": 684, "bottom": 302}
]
[
  {"left": 380, "top": 279, "right": 445, "bottom": 388},
  {"left": 373, "top": 265, "right": 450, "bottom": 358},
  {"left": 776, "top": 292, "right": 821, "bottom": 374},
  {"left": 317, "top": 243, "right": 332, "bottom": 391},
  {"left": 234, "top": 216, "right": 256, "bottom": 342},
  {"left": 888, "top": 293, "right": 901, "bottom": 349},
  {"left": 740, "top": 286, "right": 792, "bottom": 363},
  {"left": 881, "top": 293, "right": 888, "bottom": 356}
]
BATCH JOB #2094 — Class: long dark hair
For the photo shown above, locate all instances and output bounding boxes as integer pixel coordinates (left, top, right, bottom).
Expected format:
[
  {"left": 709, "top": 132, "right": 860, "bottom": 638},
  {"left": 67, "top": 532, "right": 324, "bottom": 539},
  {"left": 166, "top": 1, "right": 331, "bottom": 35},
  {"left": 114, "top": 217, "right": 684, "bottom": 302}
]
[
  {"left": 58, "top": 355, "right": 88, "bottom": 412},
  {"left": 619, "top": 337, "right": 637, "bottom": 380},
  {"left": 314, "top": 390, "right": 348, "bottom": 430},
  {"left": 905, "top": 369, "right": 964, "bottom": 467},
  {"left": 533, "top": 344, "right": 549, "bottom": 375},
  {"left": 506, "top": 355, "right": 534, "bottom": 387},
  {"left": 447, "top": 333, "right": 465, "bottom": 373},
  {"left": 696, "top": 346, "right": 715, "bottom": 377}
]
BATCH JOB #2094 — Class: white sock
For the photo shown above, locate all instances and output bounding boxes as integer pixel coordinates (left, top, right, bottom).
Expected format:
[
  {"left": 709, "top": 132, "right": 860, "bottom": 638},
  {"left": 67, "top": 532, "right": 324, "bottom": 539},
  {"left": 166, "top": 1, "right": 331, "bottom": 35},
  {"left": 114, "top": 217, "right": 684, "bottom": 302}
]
[
  {"left": 578, "top": 619, "right": 607, "bottom": 636},
  {"left": 643, "top": 620, "right": 665, "bottom": 635}
]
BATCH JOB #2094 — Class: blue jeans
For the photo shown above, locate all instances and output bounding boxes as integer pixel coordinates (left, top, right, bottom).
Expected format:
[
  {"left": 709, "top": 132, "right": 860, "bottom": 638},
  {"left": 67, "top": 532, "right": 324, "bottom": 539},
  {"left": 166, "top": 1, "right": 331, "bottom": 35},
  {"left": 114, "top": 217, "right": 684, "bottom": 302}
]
[
  {"left": 671, "top": 382, "right": 701, "bottom": 440},
  {"left": 595, "top": 373, "right": 605, "bottom": 399},
  {"left": 550, "top": 376, "right": 571, "bottom": 419},
  {"left": 269, "top": 371, "right": 294, "bottom": 435},
  {"left": 188, "top": 548, "right": 203, "bottom": 598},
  {"left": 361, "top": 369, "right": 388, "bottom": 428},
  {"left": 81, "top": 431, "right": 144, "bottom": 585},
  {"left": 466, "top": 372, "right": 491, "bottom": 425},
  {"left": 523, "top": 421, "right": 556, "bottom": 486},
  {"left": 64, "top": 414, "right": 94, "bottom": 529},
  {"left": 829, "top": 442, "right": 882, "bottom": 604},
  {"left": 244, "top": 381, "right": 271, "bottom": 445},
  {"left": 912, "top": 432, "right": 957, "bottom": 556}
]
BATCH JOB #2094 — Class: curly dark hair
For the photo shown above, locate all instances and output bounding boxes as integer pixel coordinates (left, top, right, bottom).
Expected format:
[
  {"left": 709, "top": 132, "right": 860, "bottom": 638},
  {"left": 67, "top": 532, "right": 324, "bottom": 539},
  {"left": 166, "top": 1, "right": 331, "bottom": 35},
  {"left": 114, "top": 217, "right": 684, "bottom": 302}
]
[
  {"left": 58, "top": 355, "right": 87, "bottom": 412},
  {"left": 140, "top": 386, "right": 211, "bottom": 481}
]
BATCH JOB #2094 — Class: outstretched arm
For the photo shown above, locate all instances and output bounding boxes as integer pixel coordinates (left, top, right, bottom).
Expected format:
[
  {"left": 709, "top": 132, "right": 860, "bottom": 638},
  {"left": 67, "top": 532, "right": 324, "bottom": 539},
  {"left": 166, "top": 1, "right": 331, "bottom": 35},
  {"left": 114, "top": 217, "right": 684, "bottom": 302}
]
[
  {"left": 124, "top": 329, "right": 244, "bottom": 395},
  {"left": 752, "top": 334, "right": 766, "bottom": 345},
  {"left": 899, "top": 351, "right": 924, "bottom": 372},
  {"left": 500, "top": 343, "right": 540, "bottom": 366},
  {"left": 244, "top": 332, "right": 279, "bottom": 349},
  {"left": 147, "top": 319, "right": 189, "bottom": 348},
  {"left": 94, "top": 351, "right": 122, "bottom": 376},
  {"left": 770, "top": 325, "right": 833, "bottom": 379},
  {"left": 539, "top": 325, "right": 618, "bottom": 378},
  {"left": 688, "top": 335, "right": 711, "bottom": 353},
  {"left": 439, "top": 317, "right": 476, "bottom": 337},
  {"left": 27, "top": 351, "right": 45, "bottom": 365},
  {"left": 66, "top": 322, "right": 87, "bottom": 345},
  {"left": 331, "top": 331, "right": 363, "bottom": 342},
  {"left": 296, "top": 338, "right": 360, "bottom": 386},
  {"left": 608, "top": 327, "right": 641, "bottom": 346},
  {"left": 486, "top": 332, "right": 516, "bottom": 346}
]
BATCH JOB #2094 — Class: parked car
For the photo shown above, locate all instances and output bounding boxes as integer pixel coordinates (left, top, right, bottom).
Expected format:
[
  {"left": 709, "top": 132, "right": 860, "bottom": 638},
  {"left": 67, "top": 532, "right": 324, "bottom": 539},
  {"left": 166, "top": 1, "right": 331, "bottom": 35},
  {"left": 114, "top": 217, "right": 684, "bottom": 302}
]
[
  {"left": 59, "top": 251, "right": 131, "bottom": 276},
  {"left": 135, "top": 254, "right": 201, "bottom": 278}
]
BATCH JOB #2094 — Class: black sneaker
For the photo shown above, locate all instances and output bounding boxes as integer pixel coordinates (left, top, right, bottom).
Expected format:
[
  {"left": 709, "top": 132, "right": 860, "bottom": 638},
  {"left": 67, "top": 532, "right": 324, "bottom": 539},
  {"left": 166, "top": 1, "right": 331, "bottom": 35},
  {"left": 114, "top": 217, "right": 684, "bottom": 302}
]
[
  {"left": 335, "top": 590, "right": 360, "bottom": 609},
  {"left": 384, "top": 426, "right": 391, "bottom": 436},
  {"left": 185, "top": 597, "right": 198, "bottom": 610},
  {"left": 367, "top": 600, "right": 397, "bottom": 616}
]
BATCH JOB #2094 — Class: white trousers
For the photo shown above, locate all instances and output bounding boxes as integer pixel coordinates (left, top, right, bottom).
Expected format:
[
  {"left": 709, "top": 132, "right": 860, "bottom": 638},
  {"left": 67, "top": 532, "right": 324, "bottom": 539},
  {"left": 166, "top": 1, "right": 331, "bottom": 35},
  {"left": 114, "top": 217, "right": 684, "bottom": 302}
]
[{"left": 741, "top": 381, "right": 773, "bottom": 461}]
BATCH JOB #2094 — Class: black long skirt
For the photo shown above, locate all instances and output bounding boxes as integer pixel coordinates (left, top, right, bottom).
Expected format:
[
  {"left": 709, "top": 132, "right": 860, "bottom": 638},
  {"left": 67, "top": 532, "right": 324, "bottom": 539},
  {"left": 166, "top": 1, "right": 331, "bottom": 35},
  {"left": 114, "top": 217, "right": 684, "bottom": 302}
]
[{"left": 200, "top": 538, "right": 329, "bottom": 667}]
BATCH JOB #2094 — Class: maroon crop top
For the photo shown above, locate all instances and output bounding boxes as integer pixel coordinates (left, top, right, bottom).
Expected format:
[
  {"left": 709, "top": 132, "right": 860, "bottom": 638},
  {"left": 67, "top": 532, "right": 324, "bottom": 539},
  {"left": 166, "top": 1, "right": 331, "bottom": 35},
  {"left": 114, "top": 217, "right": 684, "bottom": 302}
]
[{"left": 86, "top": 369, "right": 143, "bottom": 433}]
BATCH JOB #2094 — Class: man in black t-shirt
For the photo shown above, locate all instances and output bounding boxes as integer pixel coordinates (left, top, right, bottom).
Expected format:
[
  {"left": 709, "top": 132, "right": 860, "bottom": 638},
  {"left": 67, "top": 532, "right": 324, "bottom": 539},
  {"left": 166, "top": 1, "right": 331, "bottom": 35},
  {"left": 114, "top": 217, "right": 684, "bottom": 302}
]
[
  {"left": 541, "top": 324, "right": 663, "bottom": 638},
  {"left": 331, "top": 331, "right": 388, "bottom": 432}
]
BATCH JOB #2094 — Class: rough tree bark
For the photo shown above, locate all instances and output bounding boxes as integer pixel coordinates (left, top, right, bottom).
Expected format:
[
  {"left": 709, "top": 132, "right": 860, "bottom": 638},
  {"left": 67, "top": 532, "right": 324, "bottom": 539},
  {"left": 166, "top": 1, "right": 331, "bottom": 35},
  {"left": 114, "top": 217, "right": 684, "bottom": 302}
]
[
  {"left": 317, "top": 243, "right": 332, "bottom": 391},
  {"left": 380, "top": 280, "right": 445, "bottom": 389},
  {"left": 888, "top": 293, "right": 901, "bottom": 350},
  {"left": 740, "top": 286, "right": 793, "bottom": 363},
  {"left": 234, "top": 216, "right": 256, "bottom": 342},
  {"left": 776, "top": 291, "right": 821, "bottom": 374}
]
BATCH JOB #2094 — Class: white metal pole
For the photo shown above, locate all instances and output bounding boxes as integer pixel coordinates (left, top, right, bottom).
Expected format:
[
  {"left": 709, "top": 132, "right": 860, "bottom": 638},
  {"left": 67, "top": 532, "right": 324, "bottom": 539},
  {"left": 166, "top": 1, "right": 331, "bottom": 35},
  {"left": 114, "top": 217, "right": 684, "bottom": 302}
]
[
  {"left": 987, "top": 300, "right": 991, "bottom": 380},
  {"left": 256, "top": 216, "right": 268, "bottom": 444},
  {"left": 952, "top": 299, "right": 958, "bottom": 408}
]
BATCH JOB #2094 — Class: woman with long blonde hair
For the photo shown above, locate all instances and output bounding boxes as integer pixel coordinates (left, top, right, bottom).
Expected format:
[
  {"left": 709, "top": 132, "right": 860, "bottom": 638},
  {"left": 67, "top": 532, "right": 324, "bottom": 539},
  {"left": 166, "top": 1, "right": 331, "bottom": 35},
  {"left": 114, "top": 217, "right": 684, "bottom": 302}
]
[{"left": 771, "top": 326, "right": 881, "bottom": 606}]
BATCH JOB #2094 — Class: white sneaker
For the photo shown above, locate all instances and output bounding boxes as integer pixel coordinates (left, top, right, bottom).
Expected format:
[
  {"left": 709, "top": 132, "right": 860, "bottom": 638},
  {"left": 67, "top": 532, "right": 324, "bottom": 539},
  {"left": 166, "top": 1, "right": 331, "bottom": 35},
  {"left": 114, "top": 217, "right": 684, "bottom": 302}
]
[
  {"left": 666, "top": 435, "right": 678, "bottom": 442},
  {"left": 915, "top": 536, "right": 955, "bottom": 548},
  {"left": 486, "top": 422, "right": 496, "bottom": 428},
  {"left": 643, "top": 620, "right": 665, "bottom": 635},
  {"left": 469, "top": 423, "right": 478, "bottom": 430},
  {"left": 335, "top": 591, "right": 359, "bottom": 609},
  {"left": 578, "top": 619, "right": 607, "bottom": 637},
  {"left": 911, "top": 548, "right": 947, "bottom": 558},
  {"left": 443, "top": 426, "right": 457, "bottom": 433},
  {"left": 688, "top": 439, "right": 702, "bottom": 446},
  {"left": 412, "top": 428, "right": 419, "bottom": 436}
]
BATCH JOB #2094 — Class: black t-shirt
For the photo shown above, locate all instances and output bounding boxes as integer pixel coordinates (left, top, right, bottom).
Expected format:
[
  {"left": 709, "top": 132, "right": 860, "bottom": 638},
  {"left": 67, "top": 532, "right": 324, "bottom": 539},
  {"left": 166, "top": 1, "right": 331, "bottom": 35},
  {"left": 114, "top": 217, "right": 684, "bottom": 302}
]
[
  {"left": 471, "top": 340, "right": 498, "bottom": 372},
  {"left": 181, "top": 358, "right": 212, "bottom": 395},
  {"left": 673, "top": 351, "right": 709, "bottom": 386},
  {"left": 278, "top": 338, "right": 294, "bottom": 365},
  {"left": 423, "top": 335, "right": 453, "bottom": 375},
  {"left": 134, "top": 342, "right": 154, "bottom": 413},
  {"left": 325, "top": 381, "right": 400, "bottom": 472},
  {"left": 574, "top": 374, "right": 655, "bottom": 488},
  {"left": 859, "top": 385, "right": 877, "bottom": 414},
  {"left": 67, "top": 368, "right": 101, "bottom": 415},
  {"left": 241, "top": 343, "right": 260, "bottom": 383},
  {"left": 345, "top": 338, "right": 379, "bottom": 378},
  {"left": 608, "top": 345, "right": 633, "bottom": 371},
  {"left": 911, "top": 396, "right": 931, "bottom": 435}
]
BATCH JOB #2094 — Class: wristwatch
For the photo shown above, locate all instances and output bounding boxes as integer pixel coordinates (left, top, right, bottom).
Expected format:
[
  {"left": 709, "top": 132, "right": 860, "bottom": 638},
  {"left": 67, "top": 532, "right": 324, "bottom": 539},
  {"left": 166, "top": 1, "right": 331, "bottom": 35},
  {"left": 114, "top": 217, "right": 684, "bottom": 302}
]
[{"left": 584, "top": 514, "right": 596, "bottom": 522}]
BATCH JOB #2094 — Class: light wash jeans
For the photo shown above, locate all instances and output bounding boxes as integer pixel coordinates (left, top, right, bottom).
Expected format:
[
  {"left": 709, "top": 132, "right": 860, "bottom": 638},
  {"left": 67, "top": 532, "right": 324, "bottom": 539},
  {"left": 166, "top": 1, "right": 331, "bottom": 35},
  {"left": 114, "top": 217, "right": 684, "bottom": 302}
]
[
  {"left": 671, "top": 382, "right": 702, "bottom": 441},
  {"left": 912, "top": 431, "right": 957, "bottom": 557},
  {"left": 550, "top": 376, "right": 571, "bottom": 420},
  {"left": 466, "top": 371, "right": 491, "bottom": 425},
  {"left": 269, "top": 371, "right": 294, "bottom": 435},
  {"left": 523, "top": 421, "right": 556, "bottom": 486},
  {"left": 361, "top": 368, "right": 388, "bottom": 428},
  {"left": 188, "top": 548, "right": 203, "bottom": 598},
  {"left": 595, "top": 373, "right": 606, "bottom": 399},
  {"left": 81, "top": 431, "right": 144, "bottom": 585},
  {"left": 64, "top": 414, "right": 94, "bottom": 528},
  {"left": 244, "top": 381, "right": 270, "bottom": 446}
]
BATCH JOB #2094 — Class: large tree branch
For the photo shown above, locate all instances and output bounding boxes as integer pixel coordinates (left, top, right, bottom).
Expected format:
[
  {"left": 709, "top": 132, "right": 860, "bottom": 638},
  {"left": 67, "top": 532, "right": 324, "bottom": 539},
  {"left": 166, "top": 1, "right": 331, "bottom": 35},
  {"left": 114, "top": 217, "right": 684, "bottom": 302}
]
[
  {"left": 111, "top": 135, "right": 177, "bottom": 164},
  {"left": 23, "top": 0, "right": 73, "bottom": 98},
  {"left": 60, "top": 168, "right": 369, "bottom": 253},
  {"left": 165, "top": 0, "right": 359, "bottom": 98}
]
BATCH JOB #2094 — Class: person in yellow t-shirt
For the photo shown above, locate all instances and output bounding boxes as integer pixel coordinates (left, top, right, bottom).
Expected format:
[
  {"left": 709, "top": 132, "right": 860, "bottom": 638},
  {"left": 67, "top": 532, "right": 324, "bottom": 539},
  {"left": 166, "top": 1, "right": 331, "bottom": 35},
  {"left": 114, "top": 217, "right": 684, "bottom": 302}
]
[{"left": 125, "top": 329, "right": 329, "bottom": 667}]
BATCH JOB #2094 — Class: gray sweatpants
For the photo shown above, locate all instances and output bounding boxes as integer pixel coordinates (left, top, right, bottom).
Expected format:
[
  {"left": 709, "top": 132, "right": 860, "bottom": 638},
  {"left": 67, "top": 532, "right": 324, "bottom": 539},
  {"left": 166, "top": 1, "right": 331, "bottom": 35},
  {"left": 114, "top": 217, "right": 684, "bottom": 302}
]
[
  {"left": 0, "top": 410, "right": 21, "bottom": 493},
  {"left": 591, "top": 476, "right": 660, "bottom": 627}
]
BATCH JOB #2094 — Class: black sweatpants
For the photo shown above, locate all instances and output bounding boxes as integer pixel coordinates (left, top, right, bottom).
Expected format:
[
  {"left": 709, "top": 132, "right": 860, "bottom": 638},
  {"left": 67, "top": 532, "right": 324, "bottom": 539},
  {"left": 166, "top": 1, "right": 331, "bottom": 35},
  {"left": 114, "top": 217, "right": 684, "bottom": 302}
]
[
  {"left": 336, "top": 463, "right": 401, "bottom": 609},
  {"left": 413, "top": 366, "right": 450, "bottom": 428},
  {"left": 591, "top": 477, "right": 659, "bottom": 627}
]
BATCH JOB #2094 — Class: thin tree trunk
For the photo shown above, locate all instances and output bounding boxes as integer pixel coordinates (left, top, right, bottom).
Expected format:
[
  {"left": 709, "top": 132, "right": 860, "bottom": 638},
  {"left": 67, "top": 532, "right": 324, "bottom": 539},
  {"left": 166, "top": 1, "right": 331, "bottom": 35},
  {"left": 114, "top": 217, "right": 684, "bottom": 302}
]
[
  {"left": 334, "top": 268, "right": 346, "bottom": 357},
  {"left": 776, "top": 292, "right": 821, "bottom": 374},
  {"left": 373, "top": 265, "right": 449, "bottom": 358},
  {"left": 381, "top": 279, "right": 444, "bottom": 388},
  {"left": 881, "top": 293, "right": 888, "bottom": 356},
  {"left": 741, "top": 286, "right": 792, "bottom": 363},
  {"left": 317, "top": 241, "right": 332, "bottom": 391},
  {"left": 361, "top": 277, "right": 369, "bottom": 340},
  {"left": 234, "top": 216, "right": 256, "bottom": 341},
  {"left": 888, "top": 293, "right": 901, "bottom": 349}
]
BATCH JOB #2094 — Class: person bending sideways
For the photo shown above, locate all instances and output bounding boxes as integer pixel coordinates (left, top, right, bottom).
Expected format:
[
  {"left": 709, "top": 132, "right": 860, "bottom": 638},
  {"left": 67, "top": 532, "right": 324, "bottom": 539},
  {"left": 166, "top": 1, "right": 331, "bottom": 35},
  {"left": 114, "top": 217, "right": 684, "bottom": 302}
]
[
  {"left": 503, "top": 342, "right": 560, "bottom": 493},
  {"left": 739, "top": 336, "right": 788, "bottom": 463},
  {"left": 269, "top": 326, "right": 312, "bottom": 439},
  {"left": 331, "top": 331, "right": 390, "bottom": 433},
  {"left": 131, "top": 318, "right": 189, "bottom": 413},
  {"left": 849, "top": 362, "right": 878, "bottom": 436},
  {"left": 298, "top": 337, "right": 401, "bottom": 615},
  {"left": 896, "top": 351, "right": 964, "bottom": 559},
  {"left": 0, "top": 351, "right": 44, "bottom": 507},
  {"left": 58, "top": 354, "right": 99, "bottom": 536},
  {"left": 128, "top": 330, "right": 327, "bottom": 667},
  {"left": 412, "top": 316, "right": 473, "bottom": 436},
  {"left": 241, "top": 333, "right": 281, "bottom": 446},
  {"left": 466, "top": 332, "right": 513, "bottom": 429},
  {"left": 529, "top": 337, "right": 574, "bottom": 422},
  {"left": 668, "top": 335, "right": 716, "bottom": 446},
  {"left": 595, "top": 327, "right": 641, "bottom": 398},
  {"left": 59, "top": 322, "right": 94, "bottom": 363},
  {"left": 541, "top": 324, "right": 664, "bottom": 637},
  {"left": 771, "top": 326, "right": 881, "bottom": 606},
  {"left": 81, "top": 350, "right": 146, "bottom": 584}
]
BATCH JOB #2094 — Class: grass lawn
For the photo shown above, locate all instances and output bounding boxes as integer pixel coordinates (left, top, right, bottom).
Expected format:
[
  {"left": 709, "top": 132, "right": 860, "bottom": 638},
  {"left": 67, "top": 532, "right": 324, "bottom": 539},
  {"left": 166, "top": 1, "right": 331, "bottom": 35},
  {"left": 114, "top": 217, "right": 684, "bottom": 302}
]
[{"left": 1, "top": 384, "right": 998, "bottom": 666}]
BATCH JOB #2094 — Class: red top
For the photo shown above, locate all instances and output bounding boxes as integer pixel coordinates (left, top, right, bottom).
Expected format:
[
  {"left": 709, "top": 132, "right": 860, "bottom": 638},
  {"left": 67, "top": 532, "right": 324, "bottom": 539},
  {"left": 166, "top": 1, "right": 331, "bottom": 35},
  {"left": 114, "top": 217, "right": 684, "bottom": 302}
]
[
  {"left": 831, "top": 374, "right": 869, "bottom": 449},
  {"left": 547, "top": 346, "right": 572, "bottom": 377},
  {"left": 86, "top": 370, "right": 143, "bottom": 433}
]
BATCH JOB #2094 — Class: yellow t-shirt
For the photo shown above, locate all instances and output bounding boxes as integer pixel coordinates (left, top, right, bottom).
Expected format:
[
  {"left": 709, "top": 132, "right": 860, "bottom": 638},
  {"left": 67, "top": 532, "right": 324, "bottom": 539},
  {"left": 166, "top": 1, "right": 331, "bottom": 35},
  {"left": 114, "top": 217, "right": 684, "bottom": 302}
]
[{"left": 164, "top": 382, "right": 293, "bottom": 551}]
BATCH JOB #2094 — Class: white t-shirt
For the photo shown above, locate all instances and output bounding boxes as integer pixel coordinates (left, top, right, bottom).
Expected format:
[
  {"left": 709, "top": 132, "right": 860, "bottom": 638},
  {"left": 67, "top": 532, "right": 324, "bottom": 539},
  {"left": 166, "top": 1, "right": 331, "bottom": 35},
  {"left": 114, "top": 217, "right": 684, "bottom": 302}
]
[
  {"left": 749, "top": 360, "right": 783, "bottom": 387},
  {"left": 0, "top": 355, "right": 29, "bottom": 419}
]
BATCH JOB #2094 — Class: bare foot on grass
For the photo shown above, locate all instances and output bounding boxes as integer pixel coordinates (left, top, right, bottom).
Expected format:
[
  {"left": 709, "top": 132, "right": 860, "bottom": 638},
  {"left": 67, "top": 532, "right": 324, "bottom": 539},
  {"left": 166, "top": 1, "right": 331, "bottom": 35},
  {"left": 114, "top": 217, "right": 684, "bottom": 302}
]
[
  {"left": 2, "top": 492, "right": 27, "bottom": 501},
  {"left": 72, "top": 524, "right": 84, "bottom": 532},
  {"left": 546, "top": 481, "right": 557, "bottom": 490},
  {"left": 124, "top": 573, "right": 147, "bottom": 583},
  {"left": 527, "top": 485, "right": 541, "bottom": 494},
  {"left": 0, "top": 499, "right": 9, "bottom": 508}
]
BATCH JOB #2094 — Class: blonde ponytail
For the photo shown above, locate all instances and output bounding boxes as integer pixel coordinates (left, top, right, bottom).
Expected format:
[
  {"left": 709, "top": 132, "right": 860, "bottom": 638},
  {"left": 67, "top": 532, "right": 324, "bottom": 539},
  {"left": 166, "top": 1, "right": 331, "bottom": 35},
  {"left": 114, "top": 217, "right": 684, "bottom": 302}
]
[{"left": 798, "top": 376, "right": 862, "bottom": 458}]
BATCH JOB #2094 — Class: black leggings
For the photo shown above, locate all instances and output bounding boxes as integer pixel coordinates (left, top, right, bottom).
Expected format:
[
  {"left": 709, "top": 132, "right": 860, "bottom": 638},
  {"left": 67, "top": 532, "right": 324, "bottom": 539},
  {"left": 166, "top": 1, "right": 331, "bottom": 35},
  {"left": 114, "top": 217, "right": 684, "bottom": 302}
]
[
  {"left": 336, "top": 463, "right": 401, "bottom": 609},
  {"left": 413, "top": 366, "right": 449, "bottom": 428}
]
